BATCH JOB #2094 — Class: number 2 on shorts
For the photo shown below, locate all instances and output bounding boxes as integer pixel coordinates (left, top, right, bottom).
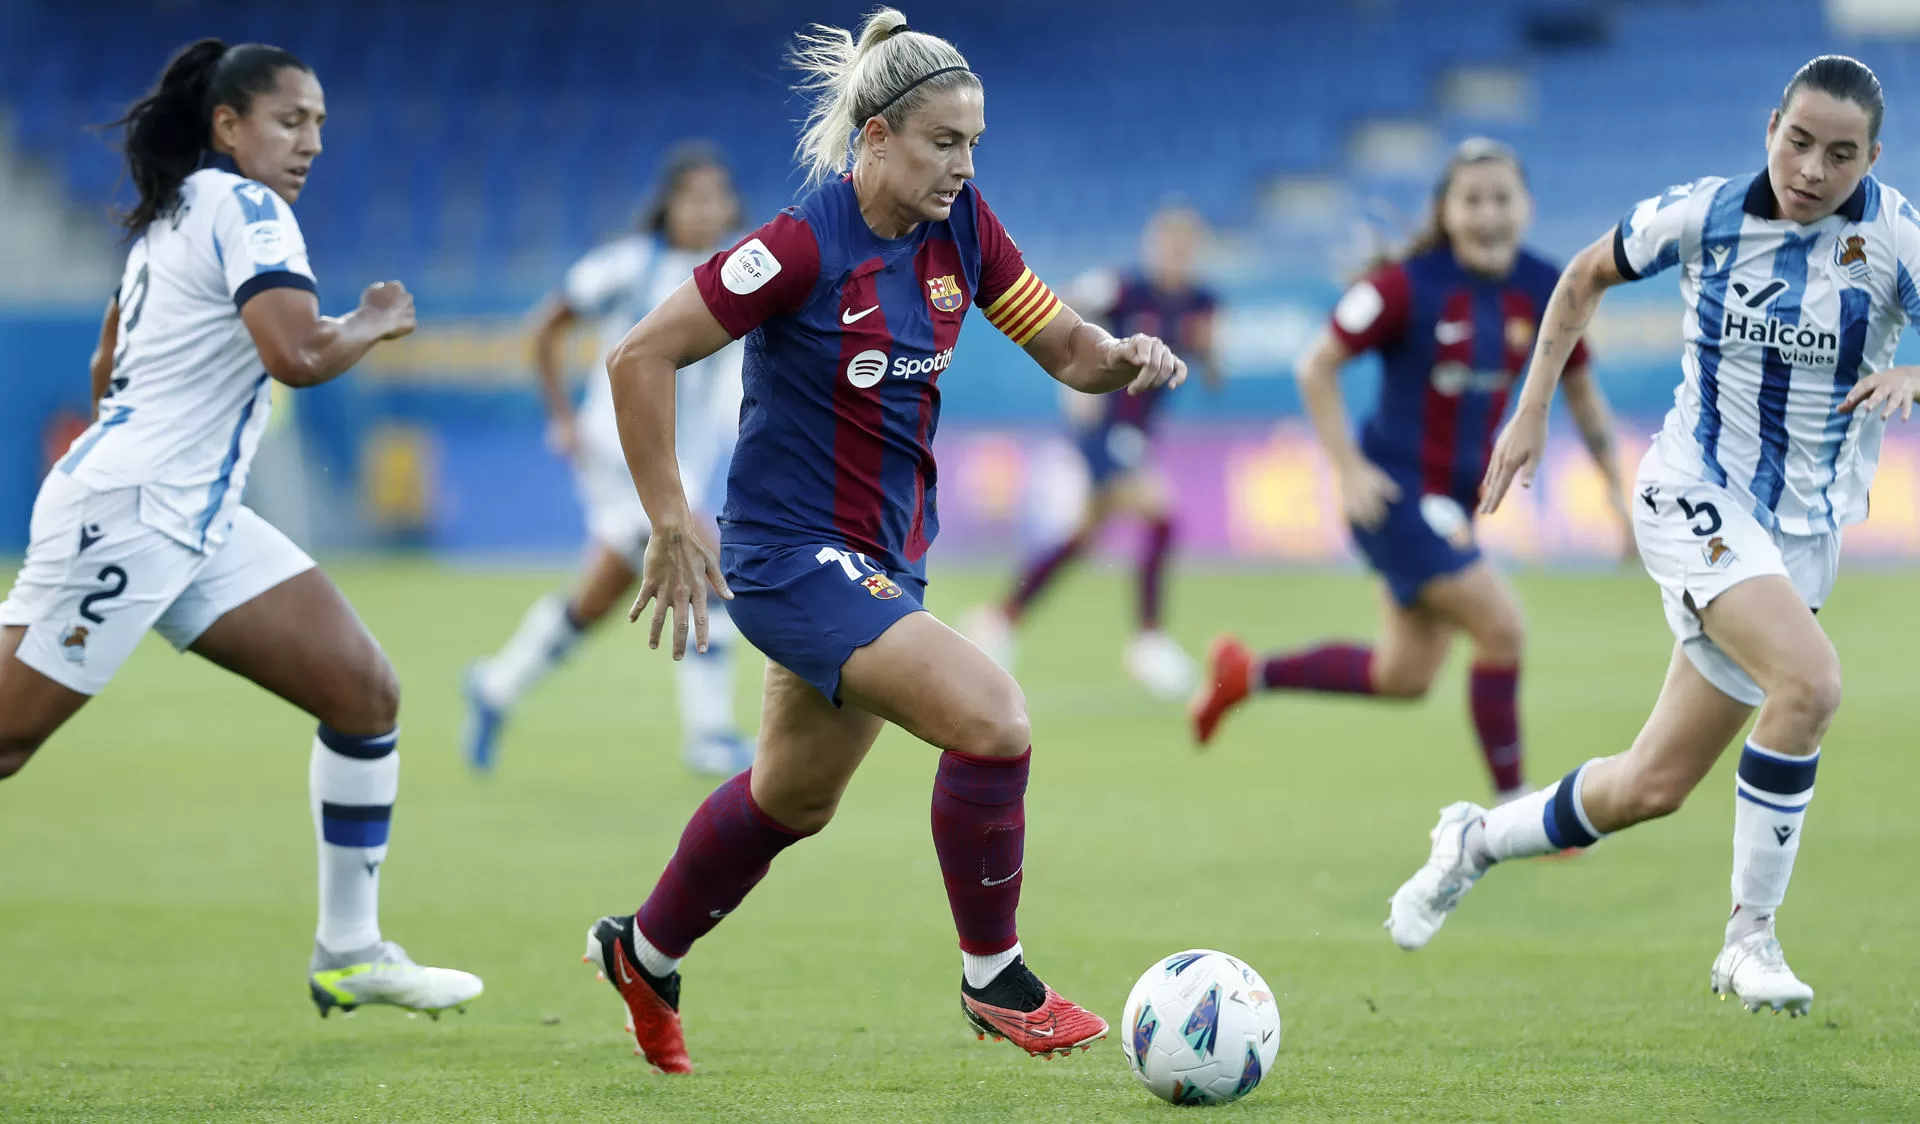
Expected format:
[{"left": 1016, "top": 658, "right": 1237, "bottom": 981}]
[{"left": 78, "top": 565, "right": 129, "bottom": 624}]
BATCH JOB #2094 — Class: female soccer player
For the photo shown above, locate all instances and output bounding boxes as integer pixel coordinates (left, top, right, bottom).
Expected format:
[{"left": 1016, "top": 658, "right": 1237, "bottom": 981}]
[
  {"left": 1388, "top": 57, "right": 1919, "bottom": 1016},
  {"left": 0, "top": 40, "right": 480, "bottom": 1017},
  {"left": 463, "top": 142, "right": 750, "bottom": 776},
  {"left": 579, "top": 8, "right": 1184, "bottom": 1072},
  {"left": 1189, "top": 139, "right": 1631, "bottom": 805},
  {"left": 964, "top": 204, "right": 1222, "bottom": 699}
]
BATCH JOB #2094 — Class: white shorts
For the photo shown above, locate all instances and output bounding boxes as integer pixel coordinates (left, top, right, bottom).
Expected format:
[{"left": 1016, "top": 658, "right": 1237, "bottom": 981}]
[
  {"left": 573, "top": 422, "right": 733, "bottom": 569},
  {"left": 0, "top": 471, "right": 315, "bottom": 695},
  {"left": 1632, "top": 447, "right": 1841, "bottom": 706}
]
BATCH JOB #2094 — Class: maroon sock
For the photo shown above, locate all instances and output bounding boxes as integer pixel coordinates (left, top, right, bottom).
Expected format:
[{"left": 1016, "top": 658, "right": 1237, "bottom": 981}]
[
  {"left": 930, "top": 748, "right": 1028, "bottom": 955},
  {"left": 1139, "top": 516, "right": 1175, "bottom": 631},
  {"left": 1004, "top": 539, "right": 1081, "bottom": 622},
  {"left": 1469, "top": 663, "right": 1525, "bottom": 794},
  {"left": 634, "top": 770, "right": 809, "bottom": 958},
  {"left": 1259, "top": 643, "right": 1375, "bottom": 694}
]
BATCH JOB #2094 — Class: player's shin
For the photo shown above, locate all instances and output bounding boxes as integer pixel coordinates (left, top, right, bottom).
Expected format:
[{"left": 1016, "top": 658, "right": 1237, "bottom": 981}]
[
  {"left": 1257, "top": 643, "right": 1375, "bottom": 695},
  {"left": 1138, "top": 516, "right": 1175, "bottom": 631},
  {"left": 1727, "top": 741, "right": 1818, "bottom": 943},
  {"left": 674, "top": 602, "right": 740, "bottom": 744},
  {"left": 1475, "top": 758, "right": 1605, "bottom": 864},
  {"left": 474, "top": 593, "right": 586, "bottom": 708},
  {"left": 632, "top": 769, "right": 809, "bottom": 974},
  {"left": 310, "top": 725, "right": 399, "bottom": 955},
  {"left": 1469, "top": 663, "right": 1526, "bottom": 799},
  {"left": 930, "top": 748, "right": 1029, "bottom": 986}
]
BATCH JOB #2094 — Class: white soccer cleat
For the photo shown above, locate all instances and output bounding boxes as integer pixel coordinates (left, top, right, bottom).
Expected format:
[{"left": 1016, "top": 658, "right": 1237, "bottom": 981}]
[
  {"left": 1385, "top": 802, "right": 1489, "bottom": 951},
  {"left": 962, "top": 605, "right": 1017, "bottom": 673},
  {"left": 1711, "top": 932, "right": 1814, "bottom": 1015},
  {"left": 308, "top": 941, "right": 484, "bottom": 1019},
  {"left": 1124, "top": 630, "right": 1198, "bottom": 700}
]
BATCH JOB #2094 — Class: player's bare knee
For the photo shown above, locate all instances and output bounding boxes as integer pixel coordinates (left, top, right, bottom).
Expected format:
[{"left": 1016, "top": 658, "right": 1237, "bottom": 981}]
[
  {"left": 0, "top": 732, "right": 45, "bottom": 780},
  {"left": 1764, "top": 662, "right": 1842, "bottom": 742},
  {"left": 953, "top": 683, "right": 1031, "bottom": 759},
  {"left": 1371, "top": 665, "right": 1432, "bottom": 700},
  {"left": 765, "top": 788, "right": 840, "bottom": 835},
  {"left": 319, "top": 648, "right": 401, "bottom": 734},
  {"left": 1469, "top": 614, "right": 1525, "bottom": 668}
]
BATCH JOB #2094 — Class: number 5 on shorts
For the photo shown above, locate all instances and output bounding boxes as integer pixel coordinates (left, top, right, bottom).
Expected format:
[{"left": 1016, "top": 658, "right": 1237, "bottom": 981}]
[{"left": 1677, "top": 496, "right": 1722, "bottom": 537}]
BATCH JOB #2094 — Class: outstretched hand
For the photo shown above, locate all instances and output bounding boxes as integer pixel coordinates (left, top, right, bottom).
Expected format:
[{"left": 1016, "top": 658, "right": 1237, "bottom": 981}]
[
  {"left": 1838, "top": 366, "right": 1920, "bottom": 422},
  {"left": 1479, "top": 406, "right": 1550, "bottom": 515},
  {"left": 630, "top": 524, "right": 733, "bottom": 660}
]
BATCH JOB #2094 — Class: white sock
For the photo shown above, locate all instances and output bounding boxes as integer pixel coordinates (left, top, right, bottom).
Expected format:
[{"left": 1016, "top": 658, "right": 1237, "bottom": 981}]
[
  {"left": 633, "top": 925, "right": 682, "bottom": 978},
  {"left": 1728, "top": 740, "right": 1818, "bottom": 944},
  {"left": 963, "top": 942, "right": 1023, "bottom": 990},
  {"left": 476, "top": 593, "right": 585, "bottom": 708},
  {"left": 311, "top": 726, "right": 400, "bottom": 953},
  {"left": 675, "top": 604, "right": 739, "bottom": 744},
  {"left": 1476, "top": 759, "right": 1604, "bottom": 864}
]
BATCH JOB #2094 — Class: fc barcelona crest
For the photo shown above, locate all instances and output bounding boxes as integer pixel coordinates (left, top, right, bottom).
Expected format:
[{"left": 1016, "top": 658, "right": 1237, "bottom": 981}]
[
  {"left": 926, "top": 274, "right": 965, "bottom": 313},
  {"left": 862, "top": 574, "right": 904, "bottom": 600}
]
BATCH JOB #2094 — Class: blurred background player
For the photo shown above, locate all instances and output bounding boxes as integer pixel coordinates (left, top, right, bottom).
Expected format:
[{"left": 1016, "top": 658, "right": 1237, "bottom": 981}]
[
  {"left": 1190, "top": 139, "right": 1631, "bottom": 805},
  {"left": 1389, "top": 58, "right": 1920, "bottom": 1016},
  {"left": 964, "top": 204, "right": 1222, "bottom": 699},
  {"left": 578, "top": 9, "right": 1184, "bottom": 1072},
  {"left": 0, "top": 39, "right": 481, "bottom": 1016},
  {"left": 462, "top": 143, "right": 752, "bottom": 776}
]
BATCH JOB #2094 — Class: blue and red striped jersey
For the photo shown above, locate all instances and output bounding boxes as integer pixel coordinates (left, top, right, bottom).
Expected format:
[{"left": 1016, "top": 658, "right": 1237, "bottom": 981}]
[
  {"left": 1089, "top": 272, "right": 1217, "bottom": 431},
  {"left": 694, "top": 178, "right": 1061, "bottom": 578},
  {"left": 1330, "top": 247, "right": 1589, "bottom": 505}
]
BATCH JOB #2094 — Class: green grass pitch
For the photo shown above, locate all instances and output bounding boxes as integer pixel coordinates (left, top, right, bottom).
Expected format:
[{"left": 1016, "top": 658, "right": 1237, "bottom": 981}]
[{"left": 2, "top": 562, "right": 1917, "bottom": 1120}]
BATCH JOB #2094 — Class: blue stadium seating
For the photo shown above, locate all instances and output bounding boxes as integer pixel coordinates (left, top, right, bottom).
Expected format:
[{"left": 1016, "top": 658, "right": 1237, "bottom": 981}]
[{"left": 2, "top": 0, "right": 1915, "bottom": 309}]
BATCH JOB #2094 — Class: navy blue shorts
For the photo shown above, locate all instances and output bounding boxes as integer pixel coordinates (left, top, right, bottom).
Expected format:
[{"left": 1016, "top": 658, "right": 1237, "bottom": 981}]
[
  {"left": 1350, "top": 491, "right": 1483, "bottom": 607},
  {"left": 721, "top": 541, "right": 928, "bottom": 705},
  {"left": 1074, "top": 421, "right": 1150, "bottom": 487}
]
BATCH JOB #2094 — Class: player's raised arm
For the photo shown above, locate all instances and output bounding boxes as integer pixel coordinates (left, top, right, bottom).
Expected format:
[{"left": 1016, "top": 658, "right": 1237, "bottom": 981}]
[
  {"left": 971, "top": 193, "right": 1184, "bottom": 396},
  {"left": 1479, "top": 230, "right": 1625, "bottom": 512}
]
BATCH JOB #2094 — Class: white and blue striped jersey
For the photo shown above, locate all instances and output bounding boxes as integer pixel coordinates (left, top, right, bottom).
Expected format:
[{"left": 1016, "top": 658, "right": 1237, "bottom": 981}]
[
  {"left": 559, "top": 234, "right": 744, "bottom": 464},
  {"left": 1616, "top": 171, "right": 1920, "bottom": 534},
  {"left": 58, "top": 152, "right": 316, "bottom": 552}
]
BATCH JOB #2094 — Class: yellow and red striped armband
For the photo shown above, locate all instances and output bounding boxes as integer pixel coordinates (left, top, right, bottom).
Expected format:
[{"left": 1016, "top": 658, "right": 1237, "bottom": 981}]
[{"left": 980, "top": 268, "right": 1064, "bottom": 346}]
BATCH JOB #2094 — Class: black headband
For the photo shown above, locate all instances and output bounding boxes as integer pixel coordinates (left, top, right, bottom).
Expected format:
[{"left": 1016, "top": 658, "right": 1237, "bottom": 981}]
[{"left": 865, "top": 65, "right": 973, "bottom": 122}]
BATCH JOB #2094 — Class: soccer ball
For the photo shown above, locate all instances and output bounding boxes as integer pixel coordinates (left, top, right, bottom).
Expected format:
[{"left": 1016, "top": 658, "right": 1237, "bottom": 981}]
[{"left": 1120, "top": 949, "right": 1281, "bottom": 1106}]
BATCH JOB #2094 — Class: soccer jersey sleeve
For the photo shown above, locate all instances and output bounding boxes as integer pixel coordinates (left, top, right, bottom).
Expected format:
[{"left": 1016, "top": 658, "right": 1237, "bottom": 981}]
[
  {"left": 693, "top": 212, "right": 822, "bottom": 340},
  {"left": 1893, "top": 196, "right": 1920, "bottom": 325},
  {"left": 974, "top": 190, "right": 1064, "bottom": 346},
  {"left": 1327, "top": 263, "right": 1410, "bottom": 353},
  {"left": 1613, "top": 179, "right": 1715, "bottom": 282},
  {"left": 214, "top": 181, "right": 316, "bottom": 310},
  {"left": 562, "top": 239, "right": 646, "bottom": 320}
]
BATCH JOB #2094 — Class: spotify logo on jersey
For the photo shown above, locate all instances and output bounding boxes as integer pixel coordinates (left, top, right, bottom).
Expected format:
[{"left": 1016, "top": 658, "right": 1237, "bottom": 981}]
[{"left": 846, "top": 350, "right": 889, "bottom": 388}]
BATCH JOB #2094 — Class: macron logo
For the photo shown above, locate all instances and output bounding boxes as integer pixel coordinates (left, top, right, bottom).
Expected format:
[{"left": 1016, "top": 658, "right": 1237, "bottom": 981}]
[
  {"left": 1708, "top": 244, "right": 1733, "bottom": 271},
  {"left": 1774, "top": 825, "right": 1795, "bottom": 846}
]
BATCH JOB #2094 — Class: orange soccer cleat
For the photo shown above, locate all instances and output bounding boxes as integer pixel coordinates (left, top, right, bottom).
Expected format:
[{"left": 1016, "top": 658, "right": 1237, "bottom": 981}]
[
  {"left": 1189, "top": 636, "right": 1254, "bottom": 748},
  {"left": 960, "top": 957, "right": 1109, "bottom": 1060},
  {"left": 583, "top": 913, "right": 694, "bottom": 1075}
]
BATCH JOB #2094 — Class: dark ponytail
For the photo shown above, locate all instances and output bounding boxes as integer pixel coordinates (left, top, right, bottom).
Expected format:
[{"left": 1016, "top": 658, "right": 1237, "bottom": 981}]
[
  {"left": 1781, "top": 55, "right": 1884, "bottom": 143},
  {"left": 109, "top": 38, "right": 310, "bottom": 235}
]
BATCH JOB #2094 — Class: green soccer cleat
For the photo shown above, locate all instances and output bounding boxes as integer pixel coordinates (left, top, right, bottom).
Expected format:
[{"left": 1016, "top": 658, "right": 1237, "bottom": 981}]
[{"left": 309, "top": 940, "right": 483, "bottom": 1019}]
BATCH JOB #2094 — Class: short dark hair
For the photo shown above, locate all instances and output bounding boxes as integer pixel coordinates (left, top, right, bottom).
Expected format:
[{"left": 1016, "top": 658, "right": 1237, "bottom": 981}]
[
  {"left": 108, "top": 39, "right": 310, "bottom": 234},
  {"left": 1780, "top": 55, "right": 1884, "bottom": 144}
]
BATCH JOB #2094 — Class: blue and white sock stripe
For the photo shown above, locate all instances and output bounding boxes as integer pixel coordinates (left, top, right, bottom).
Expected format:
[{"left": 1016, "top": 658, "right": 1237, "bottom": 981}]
[
  {"left": 320, "top": 801, "right": 393, "bottom": 847},
  {"left": 1541, "top": 762, "right": 1602, "bottom": 850},
  {"left": 1736, "top": 742, "right": 1817, "bottom": 811},
  {"left": 318, "top": 725, "right": 400, "bottom": 760}
]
